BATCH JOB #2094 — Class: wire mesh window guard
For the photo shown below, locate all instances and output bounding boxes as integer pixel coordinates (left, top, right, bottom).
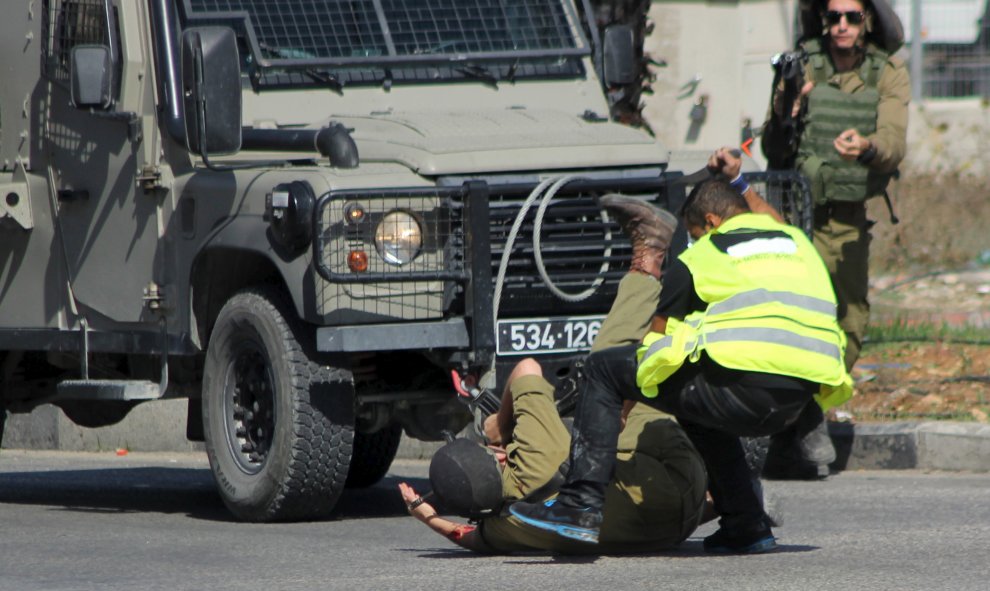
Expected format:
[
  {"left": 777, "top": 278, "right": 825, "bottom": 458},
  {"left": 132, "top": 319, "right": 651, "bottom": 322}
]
[{"left": 180, "top": 0, "right": 587, "bottom": 66}]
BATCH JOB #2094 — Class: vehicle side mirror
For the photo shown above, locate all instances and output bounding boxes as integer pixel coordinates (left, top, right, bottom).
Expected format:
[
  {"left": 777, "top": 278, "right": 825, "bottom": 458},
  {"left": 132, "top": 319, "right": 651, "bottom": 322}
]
[
  {"left": 181, "top": 26, "right": 242, "bottom": 156},
  {"left": 70, "top": 45, "right": 113, "bottom": 110},
  {"left": 603, "top": 25, "right": 637, "bottom": 87}
]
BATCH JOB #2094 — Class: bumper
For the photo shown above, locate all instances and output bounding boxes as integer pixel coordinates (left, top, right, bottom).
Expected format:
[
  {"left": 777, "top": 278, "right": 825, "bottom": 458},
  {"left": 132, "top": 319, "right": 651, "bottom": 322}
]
[{"left": 316, "top": 318, "right": 469, "bottom": 352}]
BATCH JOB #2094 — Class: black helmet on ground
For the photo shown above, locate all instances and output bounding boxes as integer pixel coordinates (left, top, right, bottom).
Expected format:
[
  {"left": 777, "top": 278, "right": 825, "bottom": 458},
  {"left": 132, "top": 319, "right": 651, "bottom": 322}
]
[{"left": 428, "top": 438, "right": 504, "bottom": 520}]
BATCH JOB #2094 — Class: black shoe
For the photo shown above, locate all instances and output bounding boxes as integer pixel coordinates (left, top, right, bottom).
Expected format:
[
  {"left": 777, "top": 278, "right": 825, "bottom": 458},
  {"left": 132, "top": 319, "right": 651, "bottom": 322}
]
[
  {"left": 703, "top": 526, "right": 777, "bottom": 554},
  {"left": 509, "top": 498, "right": 602, "bottom": 544},
  {"left": 762, "top": 451, "right": 830, "bottom": 480},
  {"left": 798, "top": 416, "right": 837, "bottom": 466},
  {"left": 763, "top": 426, "right": 831, "bottom": 481}
]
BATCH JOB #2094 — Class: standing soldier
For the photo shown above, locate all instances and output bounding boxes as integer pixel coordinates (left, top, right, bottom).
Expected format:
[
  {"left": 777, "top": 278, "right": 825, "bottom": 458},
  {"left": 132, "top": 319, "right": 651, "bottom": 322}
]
[{"left": 761, "top": 0, "right": 910, "bottom": 479}]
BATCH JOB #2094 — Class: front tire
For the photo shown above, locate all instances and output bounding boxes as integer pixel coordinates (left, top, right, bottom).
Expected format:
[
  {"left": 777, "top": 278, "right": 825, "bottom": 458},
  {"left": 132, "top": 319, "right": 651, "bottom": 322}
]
[
  {"left": 345, "top": 423, "right": 402, "bottom": 488},
  {"left": 202, "top": 286, "right": 354, "bottom": 522}
]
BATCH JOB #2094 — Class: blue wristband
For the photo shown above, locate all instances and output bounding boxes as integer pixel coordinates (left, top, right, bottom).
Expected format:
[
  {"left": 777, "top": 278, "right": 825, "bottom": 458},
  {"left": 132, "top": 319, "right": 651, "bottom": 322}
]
[{"left": 729, "top": 173, "right": 750, "bottom": 196}]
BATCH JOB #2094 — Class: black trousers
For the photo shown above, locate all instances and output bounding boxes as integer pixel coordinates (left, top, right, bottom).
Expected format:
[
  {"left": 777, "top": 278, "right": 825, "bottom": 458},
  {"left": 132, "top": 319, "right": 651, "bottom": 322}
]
[{"left": 559, "top": 344, "right": 814, "bottom": 532}]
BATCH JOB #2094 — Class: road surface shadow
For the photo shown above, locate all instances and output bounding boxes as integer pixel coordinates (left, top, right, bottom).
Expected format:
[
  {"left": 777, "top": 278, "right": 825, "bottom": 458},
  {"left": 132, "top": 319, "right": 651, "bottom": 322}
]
[
  {"left": 0, "top": 466, "right": 229, "bottom": 520},
  {"left": 0, "top": 466, "right": 428, "bottom": 522},
  {"left": 402, "top": 538, "right": 819, "bottom": 560}
]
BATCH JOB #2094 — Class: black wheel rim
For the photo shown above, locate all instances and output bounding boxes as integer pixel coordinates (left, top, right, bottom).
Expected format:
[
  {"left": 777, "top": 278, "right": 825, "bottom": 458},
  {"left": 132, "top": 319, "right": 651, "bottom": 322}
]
[{"left": 222, "top": 341, "right": 277, "bottom": 475}]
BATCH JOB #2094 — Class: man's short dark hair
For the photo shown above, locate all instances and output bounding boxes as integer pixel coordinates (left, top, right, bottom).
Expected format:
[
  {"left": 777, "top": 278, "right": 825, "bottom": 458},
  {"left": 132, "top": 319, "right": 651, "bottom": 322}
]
[{"left": 680, "top": 179, "right": 750, "bottom": 229}]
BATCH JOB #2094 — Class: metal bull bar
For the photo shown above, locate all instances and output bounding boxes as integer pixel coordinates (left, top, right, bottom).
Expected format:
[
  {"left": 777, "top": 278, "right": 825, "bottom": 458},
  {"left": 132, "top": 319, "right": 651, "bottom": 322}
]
[{"left": 309, "top": 170, "right": 812, "bottom": 364}]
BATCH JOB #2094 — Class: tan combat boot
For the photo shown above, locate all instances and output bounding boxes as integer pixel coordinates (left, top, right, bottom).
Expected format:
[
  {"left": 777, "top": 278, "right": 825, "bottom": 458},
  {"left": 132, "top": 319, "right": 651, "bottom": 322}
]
[{"left": 598, "top": 194, "right": 678, "bottom": 280}]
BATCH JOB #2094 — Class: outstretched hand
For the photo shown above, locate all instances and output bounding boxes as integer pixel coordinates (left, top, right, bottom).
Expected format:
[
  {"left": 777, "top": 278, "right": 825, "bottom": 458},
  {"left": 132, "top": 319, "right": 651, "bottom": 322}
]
[{"left": 398, "top": 482, "right": 438, "bottom": 522}]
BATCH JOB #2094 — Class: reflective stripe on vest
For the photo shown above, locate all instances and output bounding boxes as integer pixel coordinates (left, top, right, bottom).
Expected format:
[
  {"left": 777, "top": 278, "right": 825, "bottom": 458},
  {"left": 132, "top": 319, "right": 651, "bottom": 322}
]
[
  {"left": 703, "top": 327, "right": 842, "bottom": 362},
  {"left": 707, "top": 289, "right": 837, "bottom": 318}
]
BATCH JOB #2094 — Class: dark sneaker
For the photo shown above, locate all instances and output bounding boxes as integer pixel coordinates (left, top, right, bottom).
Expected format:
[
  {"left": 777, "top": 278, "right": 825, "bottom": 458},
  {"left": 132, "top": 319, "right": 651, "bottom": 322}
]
[
  {"left": 703, "top": 526, "right": 777, "bottom": 554},
  {"left": 798, "top": 416, "right": 837, "bottom": 466},
  {"left": 763, "top": 436, "right": 831, "bottom": 480},
  {"left": 763, "top": 425, "right": 831, "bottom": 481},
  {"left": 509, "top": 498, "right": 602, "bottom": 544}
]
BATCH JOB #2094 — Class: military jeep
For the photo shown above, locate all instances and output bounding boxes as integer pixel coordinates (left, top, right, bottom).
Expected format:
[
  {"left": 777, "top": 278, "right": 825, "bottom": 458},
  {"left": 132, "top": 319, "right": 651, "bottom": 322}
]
[{"left": 0, "top": 0, "right": 690, "bottom": 521}]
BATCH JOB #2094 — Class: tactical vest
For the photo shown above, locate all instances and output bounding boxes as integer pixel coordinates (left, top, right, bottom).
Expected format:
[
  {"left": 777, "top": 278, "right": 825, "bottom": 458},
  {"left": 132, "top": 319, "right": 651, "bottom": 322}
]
[
  {"left": 636, "top": 214, "right": 853, "bottom": 411},
  {"left": 797, "top": 39, "right": 893, "bottom": 204}
]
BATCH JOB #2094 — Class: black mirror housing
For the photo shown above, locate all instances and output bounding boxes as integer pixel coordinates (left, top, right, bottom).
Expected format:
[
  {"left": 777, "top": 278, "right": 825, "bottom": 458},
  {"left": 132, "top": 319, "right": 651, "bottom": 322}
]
[
  {"left": 70, "top": 45, "right": 113, "bottom": 110},
  {"left": 603, "top": 25, "right": 637, "bottom": 87},
  {"left": 181, "top": 27, "right": 242, "bottom": 156}
]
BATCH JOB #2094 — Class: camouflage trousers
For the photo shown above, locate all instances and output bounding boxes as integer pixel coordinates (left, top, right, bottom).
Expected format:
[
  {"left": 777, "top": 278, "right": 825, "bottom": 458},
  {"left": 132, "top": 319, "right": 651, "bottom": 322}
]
[{"left": 813, "top": 201, "right": 871, "bottom": 372}]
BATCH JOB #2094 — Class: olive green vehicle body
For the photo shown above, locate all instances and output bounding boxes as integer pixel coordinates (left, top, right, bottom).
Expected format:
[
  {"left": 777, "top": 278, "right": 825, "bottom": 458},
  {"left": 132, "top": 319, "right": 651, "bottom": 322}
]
[{"left": 0, "top": 0, "right": 678, "bottom": 520}]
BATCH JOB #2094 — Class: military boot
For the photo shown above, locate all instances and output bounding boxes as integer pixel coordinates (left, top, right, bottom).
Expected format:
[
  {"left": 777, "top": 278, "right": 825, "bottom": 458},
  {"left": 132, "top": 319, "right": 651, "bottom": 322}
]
[{"left": 598, "top": 194, "right": 678, "bottom": 280}]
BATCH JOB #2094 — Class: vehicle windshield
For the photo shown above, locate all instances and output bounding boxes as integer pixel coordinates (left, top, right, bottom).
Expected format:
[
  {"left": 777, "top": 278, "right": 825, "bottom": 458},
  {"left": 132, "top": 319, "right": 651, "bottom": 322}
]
[{"left": 178, "top": 0, "right": 590, "bottom": 88}]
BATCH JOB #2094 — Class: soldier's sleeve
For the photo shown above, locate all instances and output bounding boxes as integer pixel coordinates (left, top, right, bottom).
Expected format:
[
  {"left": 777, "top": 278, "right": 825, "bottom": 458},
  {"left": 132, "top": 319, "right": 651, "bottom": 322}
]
[
  {"left": 500, "top": 375, "right": 570, "bottom": 501},
  {"left": 868, "top": 56, "right": 910, "bottom": 173}
]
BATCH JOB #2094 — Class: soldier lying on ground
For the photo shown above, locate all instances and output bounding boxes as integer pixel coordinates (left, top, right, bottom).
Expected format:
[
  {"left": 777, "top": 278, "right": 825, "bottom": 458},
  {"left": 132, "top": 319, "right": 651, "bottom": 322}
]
[
  {"left": 398, "top": 356, "right": 708, "bottom": 554},
  {"left": 397, "top": 193, "right": 711, "bottom": 554}
]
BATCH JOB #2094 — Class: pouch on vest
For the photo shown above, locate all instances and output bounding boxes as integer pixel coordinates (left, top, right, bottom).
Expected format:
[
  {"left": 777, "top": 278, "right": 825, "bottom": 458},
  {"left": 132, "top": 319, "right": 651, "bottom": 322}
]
[{"left": 798, "top": 154, "right": 830, "bottom": 205}]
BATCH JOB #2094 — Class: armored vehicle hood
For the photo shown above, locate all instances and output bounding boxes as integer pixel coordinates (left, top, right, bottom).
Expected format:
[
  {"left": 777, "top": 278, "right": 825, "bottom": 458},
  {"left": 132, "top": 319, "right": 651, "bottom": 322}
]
[{"left": 333, "top": 110, "right": 668, "bottom": 175}]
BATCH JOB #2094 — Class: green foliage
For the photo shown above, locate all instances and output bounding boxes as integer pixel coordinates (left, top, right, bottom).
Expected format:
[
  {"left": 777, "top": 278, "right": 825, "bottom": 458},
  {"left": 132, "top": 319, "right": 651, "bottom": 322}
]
[{"left": 865, "top": 316, "right": 990, "bottom": 344}]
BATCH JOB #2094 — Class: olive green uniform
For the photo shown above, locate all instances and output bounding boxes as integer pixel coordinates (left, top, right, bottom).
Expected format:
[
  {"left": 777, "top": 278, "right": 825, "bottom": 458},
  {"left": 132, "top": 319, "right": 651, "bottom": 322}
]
[
  {"left": 480, "top": 273, "right": 708, "bottom": 554},
  {"left": 480, "top": 375, "right": 707, "bottom": 554},
  {"left": 763, "top": 41, "right": 910, "bottom": 369}
]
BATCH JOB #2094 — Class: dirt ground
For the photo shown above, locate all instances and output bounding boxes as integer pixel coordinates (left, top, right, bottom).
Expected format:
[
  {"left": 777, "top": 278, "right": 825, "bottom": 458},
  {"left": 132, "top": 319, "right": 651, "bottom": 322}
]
[{"left": 843, "top": 268, "right": 990, "bottom": 423}]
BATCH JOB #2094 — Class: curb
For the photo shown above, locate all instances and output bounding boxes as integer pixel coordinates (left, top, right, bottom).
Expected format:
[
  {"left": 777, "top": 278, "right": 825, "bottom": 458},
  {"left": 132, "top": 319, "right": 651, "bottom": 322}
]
[
  {"left": 3, "top": 402, "right": 988, "bottom": 472},
  {"left": 398, "top": 421, "right": 990, "bottom": 473},
  {"left": 829, "top": 421, "right": 990, "bottom": 472}
]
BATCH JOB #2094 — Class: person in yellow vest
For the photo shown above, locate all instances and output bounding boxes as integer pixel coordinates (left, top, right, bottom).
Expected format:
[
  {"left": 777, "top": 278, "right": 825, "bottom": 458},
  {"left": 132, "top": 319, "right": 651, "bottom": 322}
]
[
  {"left": 510, "top": 148, "right": 853, "bottom": 554},
  {"left": 761, "top": 0, "right": 910, "bottom": 479}
]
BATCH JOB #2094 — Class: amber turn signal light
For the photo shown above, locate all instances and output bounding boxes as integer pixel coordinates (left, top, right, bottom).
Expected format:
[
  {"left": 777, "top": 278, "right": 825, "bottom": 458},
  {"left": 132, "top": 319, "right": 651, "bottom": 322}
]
[{"left": 348, "top": 250, "right": 369, "bottom": 272}]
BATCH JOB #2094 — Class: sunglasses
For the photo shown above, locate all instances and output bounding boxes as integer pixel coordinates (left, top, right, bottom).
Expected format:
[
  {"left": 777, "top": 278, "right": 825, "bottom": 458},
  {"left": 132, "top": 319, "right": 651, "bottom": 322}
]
[{"left": 825, "top": 10, "right": 865, "bottom": 25}]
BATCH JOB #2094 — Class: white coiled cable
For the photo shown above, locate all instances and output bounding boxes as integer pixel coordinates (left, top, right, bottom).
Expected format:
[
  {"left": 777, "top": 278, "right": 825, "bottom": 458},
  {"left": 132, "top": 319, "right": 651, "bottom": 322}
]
[{"left": 483, "top": 175, "right": 612, "bottom": 388}]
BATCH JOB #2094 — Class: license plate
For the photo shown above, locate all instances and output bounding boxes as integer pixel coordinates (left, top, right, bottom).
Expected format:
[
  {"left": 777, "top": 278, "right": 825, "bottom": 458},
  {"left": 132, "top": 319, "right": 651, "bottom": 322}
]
[{"left": 496, "top": 315, "right": 605, "bottom": 356}]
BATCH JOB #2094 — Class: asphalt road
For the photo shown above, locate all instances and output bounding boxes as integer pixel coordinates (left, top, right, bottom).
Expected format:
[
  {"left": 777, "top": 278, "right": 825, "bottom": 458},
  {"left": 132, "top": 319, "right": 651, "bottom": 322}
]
[{"left": 0, "top": 451, "right": 987, "bottom": 591}]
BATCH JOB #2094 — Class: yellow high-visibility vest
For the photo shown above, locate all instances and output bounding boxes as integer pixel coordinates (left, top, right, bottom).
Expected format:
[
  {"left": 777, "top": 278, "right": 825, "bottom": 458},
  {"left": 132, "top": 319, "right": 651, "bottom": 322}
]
[{"left": 636, "top": 213, "right": 853, "bottom": 410}]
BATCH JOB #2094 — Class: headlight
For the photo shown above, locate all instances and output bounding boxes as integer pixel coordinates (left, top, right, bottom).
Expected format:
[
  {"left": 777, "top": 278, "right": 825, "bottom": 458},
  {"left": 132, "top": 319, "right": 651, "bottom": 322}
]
[{"left": 374, "top": 211, "right": 422, "bottom": 266}]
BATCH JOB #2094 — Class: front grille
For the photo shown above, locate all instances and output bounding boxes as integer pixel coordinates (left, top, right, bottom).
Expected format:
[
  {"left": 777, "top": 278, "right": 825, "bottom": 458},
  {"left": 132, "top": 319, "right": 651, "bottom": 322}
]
[
  {"left": 313, "top": 180, "right": 673, "bottom": 321},
  {"left": 488, "top": 191, "right": 635, "bottom": 316}
]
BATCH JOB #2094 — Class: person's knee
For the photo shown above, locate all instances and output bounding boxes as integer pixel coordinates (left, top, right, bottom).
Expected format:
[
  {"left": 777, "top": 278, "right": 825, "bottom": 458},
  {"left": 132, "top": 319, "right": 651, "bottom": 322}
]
[
  {"left": 507, "top": 358, "right": 542, "bottom": 384},
  {"left": 583, "top": 349, "right": 613, "bottom": 379}
]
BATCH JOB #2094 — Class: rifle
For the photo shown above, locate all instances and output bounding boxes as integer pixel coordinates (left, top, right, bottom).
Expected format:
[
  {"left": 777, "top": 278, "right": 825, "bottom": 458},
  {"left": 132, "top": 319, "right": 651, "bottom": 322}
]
[{"left": 765, "top": 50, "right": 807, "bottom": 169}]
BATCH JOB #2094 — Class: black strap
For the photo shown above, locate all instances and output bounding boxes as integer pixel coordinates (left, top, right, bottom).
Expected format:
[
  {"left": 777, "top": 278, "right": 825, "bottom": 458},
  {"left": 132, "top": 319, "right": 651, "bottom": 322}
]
[{"left": 882, "top": 191, "right": 899, "bottom": 225}]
